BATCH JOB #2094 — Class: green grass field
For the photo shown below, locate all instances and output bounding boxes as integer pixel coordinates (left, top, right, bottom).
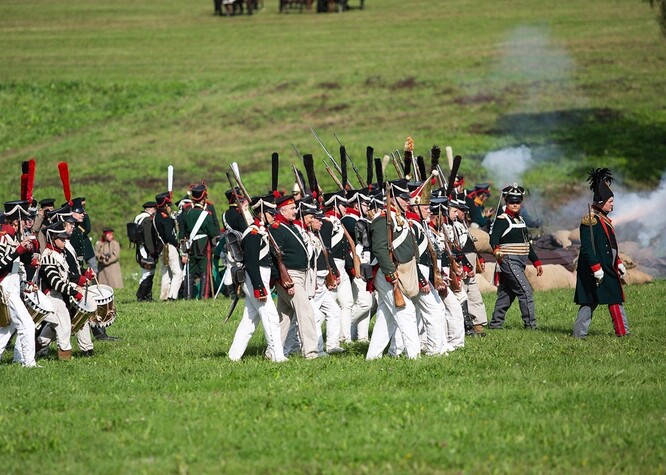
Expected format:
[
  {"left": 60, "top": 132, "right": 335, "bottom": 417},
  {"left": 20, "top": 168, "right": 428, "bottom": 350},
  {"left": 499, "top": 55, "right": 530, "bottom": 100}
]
[
  {"left": 2, "top": 282, "right": 666, "bottom": 474},
  {"left": 2, "top": 0, "right": 666, "bottom": 473}
]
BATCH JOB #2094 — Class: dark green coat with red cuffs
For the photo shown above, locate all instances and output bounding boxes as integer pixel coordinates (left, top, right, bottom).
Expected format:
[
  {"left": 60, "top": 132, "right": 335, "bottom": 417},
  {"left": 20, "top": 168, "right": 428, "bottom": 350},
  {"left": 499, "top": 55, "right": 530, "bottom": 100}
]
[
  {"left": 241, "top": 220, "right": 273, "bottom": 299},
  {"left": 574, "top": 210, "right": 624, "bottom": 305}
]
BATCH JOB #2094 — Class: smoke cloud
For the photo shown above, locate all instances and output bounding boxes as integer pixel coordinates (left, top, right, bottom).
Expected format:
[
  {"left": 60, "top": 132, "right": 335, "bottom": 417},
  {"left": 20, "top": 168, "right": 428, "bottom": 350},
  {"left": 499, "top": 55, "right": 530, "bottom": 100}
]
[{"left": 481, "top": 145, "right": 533, "bottom": 189}]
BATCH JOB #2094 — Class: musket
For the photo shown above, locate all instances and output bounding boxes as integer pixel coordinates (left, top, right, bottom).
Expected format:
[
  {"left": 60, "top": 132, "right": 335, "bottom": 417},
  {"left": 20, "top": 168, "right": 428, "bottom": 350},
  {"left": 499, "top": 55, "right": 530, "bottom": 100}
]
[
  {"left": 323, "top": 161, "right": 345, "bottom": 190},
  {"left": 291, "top": 143, "right": 304, "bottom": 161},
  {"left": 385, "top": 183, "right": 406, "bottom": 308},
  {"left": 440, "top": 209, "right": 462, "bottom": 292},
  {"left": 587, "top": 203, "right": 600, "bottom": 287},
  {"left": 229, "top": 163, "right": 294, "bottom": 290},
  {"left": 292, "top": 164, "right": 309, "bottom": 195},
  {"left": 309, "top": 126, "right": 343, "bottom": 176},
  {"left": 333, "top": 133, "right": 367, "bottom": 187},
  {"left": 390, "top": 152, "right": 405, "bottom": 179}
]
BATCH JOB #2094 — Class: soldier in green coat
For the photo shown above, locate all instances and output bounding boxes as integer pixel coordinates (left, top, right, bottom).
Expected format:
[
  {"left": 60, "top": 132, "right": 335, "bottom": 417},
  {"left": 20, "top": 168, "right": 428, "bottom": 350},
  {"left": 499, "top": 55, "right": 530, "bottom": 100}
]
[
  {"left": 181, "top": 185, "right": 218, "bottom": 299},
  {"left": 573, "top": 169, "right": 629, "bottom": 338}
]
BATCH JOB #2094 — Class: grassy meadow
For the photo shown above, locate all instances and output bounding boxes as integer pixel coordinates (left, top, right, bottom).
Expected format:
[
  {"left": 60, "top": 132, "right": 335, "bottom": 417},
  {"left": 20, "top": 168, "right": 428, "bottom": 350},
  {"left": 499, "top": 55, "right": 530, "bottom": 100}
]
[
  {"left": 2, "top": 282, "right": 666, "bottom": 474},
  {"left": 1, "top": 0, "right": 666, "bottom": 473}
]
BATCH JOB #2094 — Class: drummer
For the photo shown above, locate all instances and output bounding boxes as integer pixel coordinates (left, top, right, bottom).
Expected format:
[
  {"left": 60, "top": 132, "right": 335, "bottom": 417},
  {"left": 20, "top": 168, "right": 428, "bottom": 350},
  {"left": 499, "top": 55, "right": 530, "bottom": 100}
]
[
  {"left": 36, "top": 222, "right": 95, "bottom": 360},
  {"left": 0, "top": 200, "right": 39, "bottom": 367}
]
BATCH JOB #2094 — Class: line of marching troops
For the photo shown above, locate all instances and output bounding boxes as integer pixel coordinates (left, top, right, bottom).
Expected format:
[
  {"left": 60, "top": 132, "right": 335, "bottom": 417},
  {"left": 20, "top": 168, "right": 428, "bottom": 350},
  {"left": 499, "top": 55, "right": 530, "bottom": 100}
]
[
  {"left": 0, "top": 161, "right": 121, "bottom": 366},
  {"left": 131, "top": 138, "right": 577, "bottom": 361}
]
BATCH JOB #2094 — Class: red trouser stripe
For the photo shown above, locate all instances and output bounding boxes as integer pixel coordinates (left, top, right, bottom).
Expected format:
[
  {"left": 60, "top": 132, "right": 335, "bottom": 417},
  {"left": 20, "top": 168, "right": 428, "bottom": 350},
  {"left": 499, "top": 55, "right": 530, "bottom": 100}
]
[{"left": 609, "top": 304, "right": 626, "bottom": 336}]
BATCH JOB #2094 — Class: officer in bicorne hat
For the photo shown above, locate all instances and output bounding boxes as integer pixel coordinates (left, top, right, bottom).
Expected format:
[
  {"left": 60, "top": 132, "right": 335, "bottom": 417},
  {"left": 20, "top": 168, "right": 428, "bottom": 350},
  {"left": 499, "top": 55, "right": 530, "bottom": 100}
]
[{"left": 573, "top": 168, "right": 630, "bottom": 338}]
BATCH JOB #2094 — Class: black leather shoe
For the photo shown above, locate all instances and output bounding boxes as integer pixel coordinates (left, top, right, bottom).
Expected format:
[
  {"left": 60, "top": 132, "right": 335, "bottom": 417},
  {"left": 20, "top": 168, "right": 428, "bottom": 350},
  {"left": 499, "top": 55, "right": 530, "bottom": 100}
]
[{"left": 80, "top": 349, "right": 95, "bottom": 357}]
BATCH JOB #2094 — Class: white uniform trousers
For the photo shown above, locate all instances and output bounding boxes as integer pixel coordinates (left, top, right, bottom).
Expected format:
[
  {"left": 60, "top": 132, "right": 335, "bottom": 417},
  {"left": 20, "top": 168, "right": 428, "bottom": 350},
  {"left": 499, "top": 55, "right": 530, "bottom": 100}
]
[
  {"left": 350, "top": 277, "right": 373, "bottom": 341},
  {"left": 228, "top": 267, "right": 286, "bottom": 362},
  {"left": 331, "top": 258, "right": 353, "bottom": 342},
  {"left": 413, "top": 265, "right": 446, "bottom": 355},
  {"left": 37, "top": 294, "right": 93, "bottom": 352},
  {"left": 463, "top": 253, "right": 488, "bottom": 326},
  {"left": 366, "top": 270, "right": 420, "bottom": 360},
  {"left": 0, "top": 289, "right": 36, "bottom": 366},
  {"left": 37, "top": 296, "right": 73, "bottom": 351},
  {"left": 442, "top": 290, "right": 465, "bottom": 349},
  {"left": 312, "top": 274, "right": 342, "bottom": 353},
  {"left": 139, "top": 266, "right": 154, "bottom": 284},
  {"left": 160, "top": 244, "right": 184, "bottom": 300}
]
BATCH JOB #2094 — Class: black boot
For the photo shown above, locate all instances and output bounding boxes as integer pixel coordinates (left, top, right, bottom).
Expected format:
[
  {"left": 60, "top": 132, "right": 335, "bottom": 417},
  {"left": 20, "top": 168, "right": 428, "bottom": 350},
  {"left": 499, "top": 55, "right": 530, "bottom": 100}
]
[
  {"left": 136, "top": 275, "right": 154, "bottom": 302},
  {"left": 462, "top": 301, "right": 474, "bottom": 336},
  {"left": 92, "top": 326, "right": 121, "bottom": 341}
]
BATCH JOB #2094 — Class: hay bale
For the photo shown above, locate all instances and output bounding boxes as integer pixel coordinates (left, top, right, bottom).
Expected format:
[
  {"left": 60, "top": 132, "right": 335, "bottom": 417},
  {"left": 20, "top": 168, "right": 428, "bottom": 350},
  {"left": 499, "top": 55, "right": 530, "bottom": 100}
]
[
  {"left": 469, "top": 227, "right": 492, "bottom": 253},
  {"left": 525, "top": 264, "right": 576, "bottom": 291},
  {"left": 553, "top": 230, "right": 572, "bottom": 248},
  {"left": 568, "top": 227, "right": 580, "bottom": 243},
  {"left": 623, "top": 268, "right": 653, "bottom": 285}
]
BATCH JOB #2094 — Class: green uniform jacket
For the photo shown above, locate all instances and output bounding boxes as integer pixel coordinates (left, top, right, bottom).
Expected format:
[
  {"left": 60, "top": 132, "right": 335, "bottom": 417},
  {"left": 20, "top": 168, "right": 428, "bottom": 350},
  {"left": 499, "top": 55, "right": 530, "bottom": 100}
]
[
  {"left": 242, "top": 223, "right": 272, "bottom": 298},
  {"left": 574, "top": 211, "right": 624, "bottom": 305},
  {"left": 182, "top": 205, "right": 217, "bottom": 256},
  {"left": 70, "top": 227, "right": 95, "bottom": 262},
  {"left": 268, "top": 217, "right": 308, "bottom": 271},
  {"left": 369, "top": 212, "right": 418, "bottom": 276},
  {"left": 154, "top": 208, "right": 179, "bottom": 248}
]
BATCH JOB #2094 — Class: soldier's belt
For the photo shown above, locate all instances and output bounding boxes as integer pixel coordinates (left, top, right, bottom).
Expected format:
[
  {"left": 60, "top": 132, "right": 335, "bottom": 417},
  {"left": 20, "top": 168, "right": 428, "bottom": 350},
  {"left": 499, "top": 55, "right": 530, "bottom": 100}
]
[{"left": 499, "top": 243, "right": 530, "bottom": 255}]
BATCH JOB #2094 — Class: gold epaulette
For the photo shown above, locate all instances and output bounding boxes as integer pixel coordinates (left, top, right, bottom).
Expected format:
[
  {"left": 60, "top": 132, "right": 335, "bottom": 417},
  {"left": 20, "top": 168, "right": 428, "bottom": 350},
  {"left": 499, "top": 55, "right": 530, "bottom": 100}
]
[{"left": 581, "top": 214, "right": 598, "bottom": 226}]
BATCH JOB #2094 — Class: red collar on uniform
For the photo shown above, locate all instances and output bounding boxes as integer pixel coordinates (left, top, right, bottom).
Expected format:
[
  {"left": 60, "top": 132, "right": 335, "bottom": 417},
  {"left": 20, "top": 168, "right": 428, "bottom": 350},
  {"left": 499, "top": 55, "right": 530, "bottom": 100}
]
[
  {"left": 505, "top": 207, "right": 520, "bottom": 219},
  {"left": 274, "top": 214, "right": 291, "bottom": 226},
  {"left": 325, "top": 209, "right": 341, "bottom": 219},
  {"left": 293, "top": 219, "right": 305, "bottom": 229},
  {"left": 345, "top": 207, "right": 360, "bottom": 217},
  {"left": 46, "top": 243, "right": 62, "bottom": 254},
  {"left": 405, "top": 210, "right": 421, "bottom": 221}
]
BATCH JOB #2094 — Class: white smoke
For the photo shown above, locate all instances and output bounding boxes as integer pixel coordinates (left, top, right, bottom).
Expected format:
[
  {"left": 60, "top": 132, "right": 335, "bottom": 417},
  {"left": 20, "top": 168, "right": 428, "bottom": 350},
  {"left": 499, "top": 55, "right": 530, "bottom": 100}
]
[
  {"left": 481, "top": 145, "right": 533, "bottom": 188},
  {"left": 612, "top": 174, "right": 666, "bottom": 254}
]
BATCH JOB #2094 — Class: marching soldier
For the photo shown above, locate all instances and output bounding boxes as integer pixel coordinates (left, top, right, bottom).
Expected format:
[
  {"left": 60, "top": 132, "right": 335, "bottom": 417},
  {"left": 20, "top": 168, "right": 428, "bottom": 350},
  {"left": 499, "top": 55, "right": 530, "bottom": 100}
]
[
  {"left": 573, "top": 169, "right": 630, "bottom": 338},
  {"left": 449, "top": 192, "right": 488, "bottom": 336},
  {"left": 321, "top": 191, "right": 352, "bottom": 343},
  {"left": 37, "top": 222, "right": 95, "bottom": 359},
  {"left": 308, "top": 206, "right": 345, "bottom": 355},
  {"left": 180, "top": 184, "right": 218, "bottom": 299},
  {"left": 134, "top": 201, "right": 159, "bottom": 302},
  {"left": 269, "top": 195, "right": 320, "bottom": 360},
  {"left": 488, "top": 185, "right": 543, "bottom": 329},
  {"left": 366, "top": 175, "right": 422, "bottom": 360},
  {"left": 154, "top": 192, "right": 184, "bottom": 301},
  {"left": 341, "top": 188, "right": 374, "bottom": 342},
  {"left": 228, "top": 196, "right": 286, "bottom": 362},
  {"left": 0, "top": 200, "right": 38, "bottom": 367}
]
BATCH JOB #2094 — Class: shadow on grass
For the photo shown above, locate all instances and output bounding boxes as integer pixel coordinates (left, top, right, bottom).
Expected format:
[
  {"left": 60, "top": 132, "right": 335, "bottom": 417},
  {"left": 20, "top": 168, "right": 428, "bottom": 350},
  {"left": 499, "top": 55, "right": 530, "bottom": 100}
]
[{"left": 494, "top": 108, "right": 666, "bottom": 186}]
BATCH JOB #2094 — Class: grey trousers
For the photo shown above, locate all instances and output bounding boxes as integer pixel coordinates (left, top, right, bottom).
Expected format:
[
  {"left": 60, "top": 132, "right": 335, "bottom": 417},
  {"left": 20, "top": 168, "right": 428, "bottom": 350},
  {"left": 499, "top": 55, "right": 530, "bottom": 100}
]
[
  {"left": 573, "top": 304, "right": 630, "bottom": 338},
  {"left": 490, "top": 255, "right": 536, "bottom": 328},
  {"left": 276, "top": 269, "right": 319, "bottom": 359}
]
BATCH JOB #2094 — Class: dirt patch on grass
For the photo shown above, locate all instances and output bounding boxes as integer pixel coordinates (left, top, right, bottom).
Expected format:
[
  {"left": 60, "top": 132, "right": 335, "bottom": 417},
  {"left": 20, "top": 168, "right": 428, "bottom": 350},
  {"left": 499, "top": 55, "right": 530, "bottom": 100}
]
[
  {"left": 453, "top": 92, "right": 497, "bottom": 106},
  {"left": 317, "top": 81, "right": 341, "bottom": 90},
  {"left": 390, "top": 76, "right": 419, "bottom": 90}
]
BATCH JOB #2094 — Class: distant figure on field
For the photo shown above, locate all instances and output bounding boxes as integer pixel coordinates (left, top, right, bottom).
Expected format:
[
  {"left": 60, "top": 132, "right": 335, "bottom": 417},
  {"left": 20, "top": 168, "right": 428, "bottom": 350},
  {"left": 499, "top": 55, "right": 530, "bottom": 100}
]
[{"left": 95, "top": 228, "right": 123, "bottom": 289}]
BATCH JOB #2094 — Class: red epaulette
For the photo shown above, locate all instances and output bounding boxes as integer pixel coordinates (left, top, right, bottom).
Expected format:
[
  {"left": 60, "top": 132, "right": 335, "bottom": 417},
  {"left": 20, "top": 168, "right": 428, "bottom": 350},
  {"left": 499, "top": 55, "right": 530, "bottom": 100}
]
[{"left": 250, "top": 228, "right": 258, "bottom": 235}]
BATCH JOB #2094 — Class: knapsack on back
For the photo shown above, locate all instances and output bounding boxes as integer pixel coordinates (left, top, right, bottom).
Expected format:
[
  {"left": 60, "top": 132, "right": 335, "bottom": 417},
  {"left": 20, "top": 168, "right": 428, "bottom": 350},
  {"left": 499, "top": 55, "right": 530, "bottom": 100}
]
[{"left": 126, "top": 222, "right": 142, "bottom": 246}]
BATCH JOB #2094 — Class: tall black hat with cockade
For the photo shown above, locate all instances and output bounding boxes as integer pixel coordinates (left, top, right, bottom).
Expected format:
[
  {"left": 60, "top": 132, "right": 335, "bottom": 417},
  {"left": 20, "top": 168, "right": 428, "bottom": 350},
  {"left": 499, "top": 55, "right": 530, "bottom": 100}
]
[{"left": 587, "top": 168, "right": 614, "bottom": 204}]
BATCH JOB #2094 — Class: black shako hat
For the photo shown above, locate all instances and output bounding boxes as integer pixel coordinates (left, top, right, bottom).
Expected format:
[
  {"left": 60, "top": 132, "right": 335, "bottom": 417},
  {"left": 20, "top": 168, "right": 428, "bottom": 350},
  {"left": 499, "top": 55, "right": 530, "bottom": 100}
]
[{"left": 502, "top": 184, "right": 525, "bottom": 204}]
